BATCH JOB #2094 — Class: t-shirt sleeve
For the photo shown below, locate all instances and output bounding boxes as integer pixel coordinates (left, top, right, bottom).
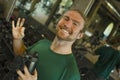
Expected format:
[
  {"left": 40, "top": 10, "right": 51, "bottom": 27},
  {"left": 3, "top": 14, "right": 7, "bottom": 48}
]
[
  {"left": 116, "top": 53, "right": 120, "bottom": 70},
  {"left": 27, "top": 39, "right": 46, "bottom": 51},
  {"left": 94, "top": 46, "right": 106, "bottom": 55},
  {"left": 27, "top": 40, "right": 41, "bottom": 51}
]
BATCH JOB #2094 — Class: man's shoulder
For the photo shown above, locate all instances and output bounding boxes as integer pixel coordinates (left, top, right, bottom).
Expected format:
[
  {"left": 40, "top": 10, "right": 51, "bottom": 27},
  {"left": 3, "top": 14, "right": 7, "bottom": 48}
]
[
  {"left": 27, "top": 39, "right": 50, "bottom": 49},
  {"left": 37, "top": 39, "right": 51, "bottom": 44}
]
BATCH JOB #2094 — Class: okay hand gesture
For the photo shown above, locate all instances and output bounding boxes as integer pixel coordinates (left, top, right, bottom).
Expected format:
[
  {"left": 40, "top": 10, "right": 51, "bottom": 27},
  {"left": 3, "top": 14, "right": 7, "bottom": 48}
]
[{"left": 12, "top": 18, "right": 25, "bottom": 40}]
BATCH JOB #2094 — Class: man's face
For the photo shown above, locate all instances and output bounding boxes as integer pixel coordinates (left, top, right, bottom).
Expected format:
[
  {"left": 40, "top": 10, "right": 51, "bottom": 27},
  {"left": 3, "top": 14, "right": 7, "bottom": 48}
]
[{"left": 56, "top": 10, "right": 85, "bottom": 41}]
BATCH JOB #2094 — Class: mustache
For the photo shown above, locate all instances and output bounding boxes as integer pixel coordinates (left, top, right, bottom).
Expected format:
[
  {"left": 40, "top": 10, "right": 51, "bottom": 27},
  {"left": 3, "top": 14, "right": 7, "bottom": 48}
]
[{"left": 60, "top": 25, "right": 73, "bottom": 34}]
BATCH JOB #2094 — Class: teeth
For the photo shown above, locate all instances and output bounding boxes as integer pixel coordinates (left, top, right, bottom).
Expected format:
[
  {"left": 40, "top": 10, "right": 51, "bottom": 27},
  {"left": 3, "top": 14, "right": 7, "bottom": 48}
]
[{"left": 62, "top": 29, "right": 69, "bottom": 34}]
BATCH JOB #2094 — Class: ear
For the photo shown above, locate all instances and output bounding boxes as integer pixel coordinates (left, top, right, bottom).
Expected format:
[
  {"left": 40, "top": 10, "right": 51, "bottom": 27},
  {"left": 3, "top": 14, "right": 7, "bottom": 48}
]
[
  {"left": 77, "top": 32, "right": 84, "bottom": 39},
  {"left": 117, "top": 46, "right": 120, "bottom": 50}
]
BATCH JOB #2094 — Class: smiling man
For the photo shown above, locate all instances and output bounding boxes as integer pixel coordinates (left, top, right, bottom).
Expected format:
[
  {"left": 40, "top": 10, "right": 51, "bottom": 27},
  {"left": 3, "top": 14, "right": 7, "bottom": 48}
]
[{"left": 12, "top": 9, "right": 86, "bottom": 80}]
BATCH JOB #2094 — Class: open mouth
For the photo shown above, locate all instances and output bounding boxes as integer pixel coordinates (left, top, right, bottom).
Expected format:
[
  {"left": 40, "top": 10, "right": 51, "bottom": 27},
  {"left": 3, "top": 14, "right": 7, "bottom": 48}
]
[{"left": 61, "top": 29, "right": 69, "bottom": 34}]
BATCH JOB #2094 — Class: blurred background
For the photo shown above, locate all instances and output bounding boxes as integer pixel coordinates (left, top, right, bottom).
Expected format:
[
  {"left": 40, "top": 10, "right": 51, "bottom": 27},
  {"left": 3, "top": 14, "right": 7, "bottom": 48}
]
[{"left": 0, "top": 0, "right": 120, "bottom": 80}]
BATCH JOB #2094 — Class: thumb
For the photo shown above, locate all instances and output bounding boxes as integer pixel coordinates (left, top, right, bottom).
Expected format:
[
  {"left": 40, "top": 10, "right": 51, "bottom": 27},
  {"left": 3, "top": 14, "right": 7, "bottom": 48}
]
[
  {"left": 33, "top": 69, "right": 38, "bottom": 80},
  {"left": 21, "top": 27, "right": 25, "bottom": 36},
  {"left": 34, "top": 69, "right": 37, "bottom": 77}
]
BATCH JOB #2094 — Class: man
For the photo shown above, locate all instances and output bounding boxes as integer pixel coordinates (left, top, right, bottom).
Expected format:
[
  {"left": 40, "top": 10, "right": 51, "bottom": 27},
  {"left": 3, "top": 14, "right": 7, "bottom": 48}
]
[
  {"left": 94, "top": 35, "right": 120, "bottom": 80},
  {"left": 84, "top": 35, "right": 120, "bottom": 80},
  {"left": 12, "top": 9, "right": 86, "bottom": 80}
]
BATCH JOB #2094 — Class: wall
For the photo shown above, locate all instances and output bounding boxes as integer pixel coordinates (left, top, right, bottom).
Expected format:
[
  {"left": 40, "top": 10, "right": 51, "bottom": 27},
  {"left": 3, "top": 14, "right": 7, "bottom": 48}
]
[
  {"left": 71, "top": 0, "right": 95, "bottom": 16},
  {"left": 3, "top": 0, "right": 16, "bottom": 21}
]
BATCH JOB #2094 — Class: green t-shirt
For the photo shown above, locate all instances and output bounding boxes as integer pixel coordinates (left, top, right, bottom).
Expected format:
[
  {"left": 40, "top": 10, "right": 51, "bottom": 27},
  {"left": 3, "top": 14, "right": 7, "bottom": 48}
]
[
  {"left": 27, "top": 39, "right": 80, "bottom": 80},
  {"left": 93, "top": 45, "right": 120, "bottom": 79}
]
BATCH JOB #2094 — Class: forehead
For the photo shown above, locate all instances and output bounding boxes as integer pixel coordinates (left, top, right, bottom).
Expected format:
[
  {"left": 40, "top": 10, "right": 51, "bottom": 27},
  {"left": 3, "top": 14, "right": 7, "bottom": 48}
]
[{"left": 63, "top": 10, "right": 84, "bottom": 23}]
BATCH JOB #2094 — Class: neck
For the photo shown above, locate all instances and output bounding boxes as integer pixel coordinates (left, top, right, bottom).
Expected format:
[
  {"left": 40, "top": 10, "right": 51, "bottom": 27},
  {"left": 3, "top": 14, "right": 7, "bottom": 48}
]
[{"left": 50, "top": 37, "right": 74, "bottom": 55}]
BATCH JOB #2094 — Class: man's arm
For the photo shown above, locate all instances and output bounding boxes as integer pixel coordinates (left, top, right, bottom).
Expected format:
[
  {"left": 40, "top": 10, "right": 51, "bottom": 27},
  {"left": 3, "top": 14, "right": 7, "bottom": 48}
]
[
  {"left": 12, "top": 18, "right": 26, "bottom": 55},
  {"left": 12, "top": 18, "right": 38, "bottom": 80},
  {"left": 13, "top": 39, "right": 26, "bottom": 55}
]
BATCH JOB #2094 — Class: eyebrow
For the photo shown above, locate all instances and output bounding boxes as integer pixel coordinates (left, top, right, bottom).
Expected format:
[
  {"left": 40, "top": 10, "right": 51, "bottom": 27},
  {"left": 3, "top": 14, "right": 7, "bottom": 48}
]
[
  {"left": 63, "top": 15, "right": 81, "bottom": 25},
  {"left": 72, "top": 19, "right": 81, "bottom": 26}
]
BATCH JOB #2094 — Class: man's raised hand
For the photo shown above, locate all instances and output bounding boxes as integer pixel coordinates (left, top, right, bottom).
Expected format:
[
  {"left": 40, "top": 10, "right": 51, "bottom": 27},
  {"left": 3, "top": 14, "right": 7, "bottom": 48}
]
[{"left": 12, "top": 18, "right": 25, "bottom": 40}]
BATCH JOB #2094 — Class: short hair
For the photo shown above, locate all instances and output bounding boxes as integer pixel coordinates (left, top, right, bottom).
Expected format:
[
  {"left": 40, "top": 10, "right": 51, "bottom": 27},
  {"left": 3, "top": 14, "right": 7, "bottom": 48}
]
[
  {"left": 67, "top": 9, "right": 86, "bottom": 23},
  {"left": 107, "top": 35, "right": 120, "bottom": 47}
]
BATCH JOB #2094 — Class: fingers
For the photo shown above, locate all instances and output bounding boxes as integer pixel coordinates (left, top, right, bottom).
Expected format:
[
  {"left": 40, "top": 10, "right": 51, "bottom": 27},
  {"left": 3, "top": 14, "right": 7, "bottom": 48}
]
[
  {"left": 17, "top": 66, "right": 30, "bottom": 79},
  {"left": 18, "top": 77, "right": 22, "bottom": 80},
  {"left": 24, "top": 65, "right": 30, "bottom": 76},
  {"left": 21, "top": 27, "right": 25, "bottom": 36},
  {"left": 21, "top": 27, "right": 25, "bottom": 32},
  {"left": 20, "top": 18, "right": 25, "bottom": 27},
  {"left": 24, "top": 66, "right": 38, "bottom": 77},
  {"left": 17, "top": 66, "right": 38, "bottom": 80},
  {"left": 12, "top": 18, "right": 25, "bottom": 28},
  {"left": 12, "top": 20, "right": 15, "bottom": 29},
  {"left": 17, "top": 69, "right": 25, "bottom": 78},
  {"left": 16, "top": 18, "right": 21, "bottom": 26}
]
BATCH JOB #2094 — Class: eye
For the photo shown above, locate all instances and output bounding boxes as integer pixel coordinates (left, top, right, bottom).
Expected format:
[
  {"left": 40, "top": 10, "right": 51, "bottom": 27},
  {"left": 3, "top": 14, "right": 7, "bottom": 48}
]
[
  {"left": 73, "top": 22, "right": 79, "bottom": 27},
  {"left": 63, "top": 16, "right": 69, "bottom": 21},
  {"left": 73, "top": 22, "right": 78, "bottom": 26}
]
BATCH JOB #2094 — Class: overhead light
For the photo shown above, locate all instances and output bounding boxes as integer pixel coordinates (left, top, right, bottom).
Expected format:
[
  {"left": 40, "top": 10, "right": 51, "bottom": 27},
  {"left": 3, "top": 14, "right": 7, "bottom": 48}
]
[
  {"left": 103, "top": 22, "right": 114, "bottom": 37},
  {"left": 85, "top": 30, "right": 92, "bottom": 37},
  {"left": 105, "top": 0, "right": 120, "bottom": 17}
]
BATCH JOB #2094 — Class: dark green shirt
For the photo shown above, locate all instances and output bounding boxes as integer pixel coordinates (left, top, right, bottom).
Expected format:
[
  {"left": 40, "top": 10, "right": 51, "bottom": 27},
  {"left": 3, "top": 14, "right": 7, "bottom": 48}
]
[
  {"left": 27, "top": 39, "right": 80, "bottom": 80},
  {"left": 93, "top": 45, "right": 120, "bottom": 79}
]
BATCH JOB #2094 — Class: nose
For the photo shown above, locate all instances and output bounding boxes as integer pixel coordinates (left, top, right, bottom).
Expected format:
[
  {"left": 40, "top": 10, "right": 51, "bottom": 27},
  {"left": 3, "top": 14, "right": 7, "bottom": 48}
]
[{"left": 64, "top": 20, "right": 73, "bottom": 28}]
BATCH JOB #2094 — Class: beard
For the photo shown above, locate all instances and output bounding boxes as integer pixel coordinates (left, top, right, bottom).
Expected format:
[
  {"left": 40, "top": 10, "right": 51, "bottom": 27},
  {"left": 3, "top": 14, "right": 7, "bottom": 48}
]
[
  {"left": 55, "top": 24, "right": 80, "bottom": 41},
  {"left": 56, "top": 30, "right": 77, "bottom": 41}
]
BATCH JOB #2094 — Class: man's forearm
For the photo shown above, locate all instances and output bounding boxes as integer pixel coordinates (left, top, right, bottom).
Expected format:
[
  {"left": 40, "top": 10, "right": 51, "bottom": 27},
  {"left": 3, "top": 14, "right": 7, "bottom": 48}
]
[{"left": 13, "top": 39, "right": 26, "bottom": 55}]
